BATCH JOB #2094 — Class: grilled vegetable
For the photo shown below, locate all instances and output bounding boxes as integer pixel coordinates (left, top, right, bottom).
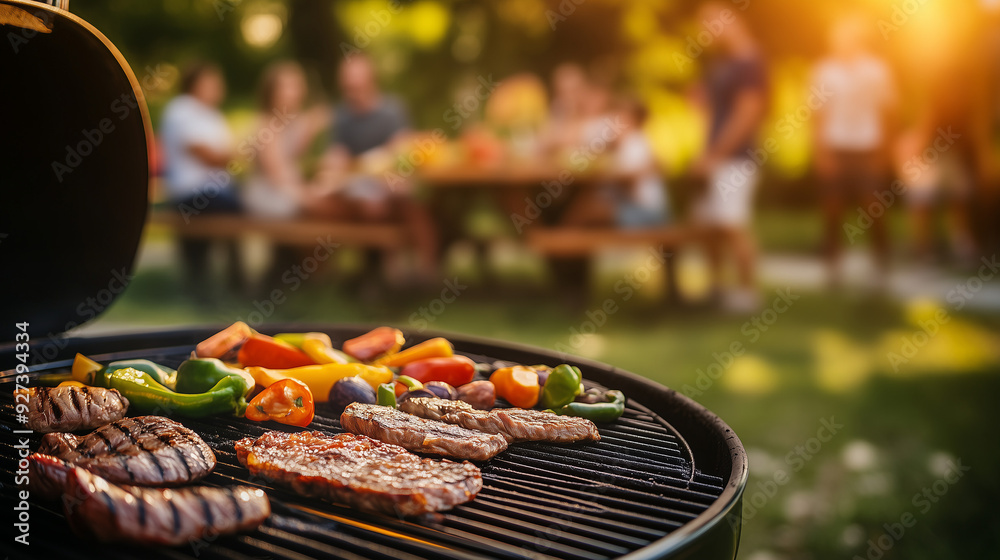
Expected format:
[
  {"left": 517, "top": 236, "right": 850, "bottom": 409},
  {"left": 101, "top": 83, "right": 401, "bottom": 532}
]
[
  {"left": 399, "top": 356, "right": 476, "bottom": 387},
  {"left": 547, "top": 390, "right": 626, "bottom": 423},
  {"left": 274, "top": 331, "right": 332, "bottom": 349},
  {"left": 394, "top": 375, "right": 423, "bottom": 398},
  {"left": 102, "top": 367, "right": 249, "bottom": 418},
  {"left": 489, "top": 366, "right": 540, "bottom": 409},
  {"left": 374, "top": 337, "right": 453, "bottom": 367},
  {"left": 343, "top": 327, "right": 405, "bottom": 362},
  {"left": 538, "top": 364, "right": 583, "bottom": 409},
  {"left": 246, "top": 378, "right": 314, "bottom": 427},
  {"left": 456, "top": 380, "right": 495, "bottom": 410},
  {"left": 397, "top": 388, "right": 436, "bottom": 403},
  {"left": 424, "top": 381, "right": 457, "bottom": 400},
  {"left": 196, "top": 321, "right": 253, "bottom": 359},
  {"left": 238, "top": 333, "right": 315, "bottom": 369},
  {"left": 73, "top": 354, "right": 179, "bottom": 390},
  {"left": 329, "top": 377, "right": 376, "bottom": 411},
  {"left": 247, "top": 362, "right": 393, "bottom": 403},
  {"left": 302, "top": 337, "right": 357, "bottom": 364},
  {"left": 72, "top": 353, "right": 103, "bottom": 384},
  {"left": 377, "top": 383, "right": 397, "bottom": 408},
  {"left": 175, "top": 357, "right": 255, "bottom": 395}
]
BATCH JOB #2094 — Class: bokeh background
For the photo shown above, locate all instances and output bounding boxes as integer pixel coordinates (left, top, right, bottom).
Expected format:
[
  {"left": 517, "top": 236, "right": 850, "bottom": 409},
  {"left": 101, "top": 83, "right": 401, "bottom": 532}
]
[{"left": 68, "top": 1, "right": 1000, "bottom": 558}]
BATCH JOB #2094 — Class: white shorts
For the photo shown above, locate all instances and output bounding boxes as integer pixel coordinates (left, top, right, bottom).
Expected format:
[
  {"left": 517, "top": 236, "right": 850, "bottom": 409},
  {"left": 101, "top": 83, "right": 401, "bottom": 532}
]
[{"left": 693, "top": 158, "right": 760, "bottom": 227}]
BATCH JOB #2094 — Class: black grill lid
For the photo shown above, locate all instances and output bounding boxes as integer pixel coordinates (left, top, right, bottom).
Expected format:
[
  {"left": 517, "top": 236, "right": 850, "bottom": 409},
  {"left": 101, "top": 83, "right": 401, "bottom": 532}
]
[{"left": 0, "top": 0, "right": 150, "bottom": 337}]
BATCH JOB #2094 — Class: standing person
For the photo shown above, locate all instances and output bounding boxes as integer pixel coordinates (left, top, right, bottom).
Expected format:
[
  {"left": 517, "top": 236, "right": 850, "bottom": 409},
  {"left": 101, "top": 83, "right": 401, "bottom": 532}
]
[
  {"left": 316, "top": 54, "right": 438, "bottom": 282},
  {"left": 690, "top": 1, "right": 768, "bottom": 311},
  {"left": 160, "top": 62, "right": 244, "bottom": 298},
  {"left": 812, "top": 14, "right": 897, "bottom": 286},
  {"left": 244, "top": 61, "right": 331, "bottom": 291}
]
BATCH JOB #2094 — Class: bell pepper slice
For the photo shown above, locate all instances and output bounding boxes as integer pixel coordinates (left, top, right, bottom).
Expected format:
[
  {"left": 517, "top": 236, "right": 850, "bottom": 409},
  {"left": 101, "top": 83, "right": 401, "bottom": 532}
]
[
  {"left": 58, "top": 380, "right": 87, "bottom": 388},
  {"left": 343, "top": 327, "right": 405, "bottom": 362},
  {"left": 394, "top": 375, "right": 423, "bottom": 398},
  {"left": 377, "top": 383, "right": 397, "bottom": 408},
  {"left": 302, "top": 337, "right": 357, "bottom": 365},
  {"left": 246, "top": 362, "right": 393, "bottom": 403},
  {"left": 374, "top": 337, "right": 453, "bottom": 367},
  {"left": 538, "top": 364, "right": 583, "bottom": 409},
  {"left": 196, "top": 321, "right": 253, "bottom": 359},
  {"left": 490, "top": 365, "right": 540, "bottom": 409},
  {"left": 72, "top": 353, "right": 103, "bottom": 384},
  {"left": 274, "top": 332, "right": 333, "bottom": 350},
  {"left": 245, "top": 378, "right": 314, "bottom": 427},
  {"left": 547, "top": 390, "right": 626, "bottom": 423},
  {"left": 238, "top": 333, "right": 315, "bottom": 369},
  {"left": 175, "top": 358, "right": 254, "bottom": 396},
  {"left": 103, "top": 367, "right": 248, "bottom": 418},
  {"left": 400, "top": 356, "right": 476, "bottom": 386}
]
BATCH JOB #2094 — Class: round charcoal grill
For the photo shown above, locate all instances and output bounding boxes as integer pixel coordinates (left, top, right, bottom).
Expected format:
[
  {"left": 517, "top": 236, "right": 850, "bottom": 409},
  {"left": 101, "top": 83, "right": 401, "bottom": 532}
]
[{"left": 1, "top": 326, "right": 747, "bottom": 560}]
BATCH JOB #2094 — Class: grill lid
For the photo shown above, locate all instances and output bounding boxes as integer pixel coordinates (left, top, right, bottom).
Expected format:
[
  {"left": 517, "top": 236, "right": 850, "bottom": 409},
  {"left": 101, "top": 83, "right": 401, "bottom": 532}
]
[{"left": 0, "top": 0, "right": 150, "bottom": 337}]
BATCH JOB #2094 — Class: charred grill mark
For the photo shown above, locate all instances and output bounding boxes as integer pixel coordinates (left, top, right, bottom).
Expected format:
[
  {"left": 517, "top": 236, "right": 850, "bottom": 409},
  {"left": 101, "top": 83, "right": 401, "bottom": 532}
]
[
  {"left": 34, "top": 388, "right": 45, "bottom": 414},
  {"left": 135, "top": 488, "right": 147, "bottom": 527},
  {"left": 195, "top": 487, "right": 214, "bottom": 530},
  {"left": 81, "top": 386, "right": 94, "bottom": 409},
  {"left": 137, "top": 434, "right": 168, "bottom": 482},
  {"left": 229, "top": 491, "right": 244, "bottom": 524},
  {"left": 168, "top": 497, "right": 181, "bottom": 535},
  {"left": 120, "top": 455, "right": 136, "bottom": 482},
  {"left": 70, "top": 387, "right": 85, "bottom": 416},
  {"left": 98, "top": 486, "right": 117, "bottom": 518},
  {"left": 91, "top": 430, "right": 118, "bottom": 458},
  {"left": 47, "top": 389, "right": 64, "bottom": 421},
  {"left": 163, "top": 433, "right": 194, "bottom": 479}
]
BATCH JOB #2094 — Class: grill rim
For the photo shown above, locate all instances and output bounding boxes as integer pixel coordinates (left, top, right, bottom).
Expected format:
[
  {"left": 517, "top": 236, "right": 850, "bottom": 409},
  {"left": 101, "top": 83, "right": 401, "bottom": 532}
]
[{"left": 2, "top": 323, "right": 748, "bottom": 560}]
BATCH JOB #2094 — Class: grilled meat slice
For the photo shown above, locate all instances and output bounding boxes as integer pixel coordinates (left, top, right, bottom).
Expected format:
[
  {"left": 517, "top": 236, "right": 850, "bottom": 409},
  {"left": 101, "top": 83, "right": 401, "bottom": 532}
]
[
  {"left": 341, "top": 403, "right": 508, "bottom": 461},
  {"left": 30, "top": 415, "right": 216, "bottom": 498},
  {"left": 63, "top": 467, "right": 269, "bottom": 546},
  {"left": 400, "top": 397, "right": 601, "bottom": 443},
  {"left": 15, "top": 386, "right": 129, "bottom": 433},
  {"left": 235, "top": 431, "right": 482, "bottom": 516}
]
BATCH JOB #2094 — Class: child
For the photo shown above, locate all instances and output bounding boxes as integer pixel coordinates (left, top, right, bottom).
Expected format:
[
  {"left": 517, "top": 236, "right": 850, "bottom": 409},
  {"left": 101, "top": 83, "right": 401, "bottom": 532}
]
[{"left": 613, "top": 97, "right": 670, "bottom": 228}]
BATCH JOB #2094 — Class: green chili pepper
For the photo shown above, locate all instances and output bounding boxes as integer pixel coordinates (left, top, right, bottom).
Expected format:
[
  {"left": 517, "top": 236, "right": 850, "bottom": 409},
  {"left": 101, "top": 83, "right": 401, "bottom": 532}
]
[
  {"left": 538, "top": 364, "right": 583, "bottom": 409},
  {"left": 98, "top": 359, "right": 178, "bottom": 390},
  {"left": 104, "top": 367, "right": 248, "bottom": 418},
  {"left": 377, "top": 383, "right": 397, "bottom": 408},
  {"left": 174, "top": 357, "right": 254, "bottom": 396},
  {"left": 547, "top": 390, "right": 625, "bottom": 423}
]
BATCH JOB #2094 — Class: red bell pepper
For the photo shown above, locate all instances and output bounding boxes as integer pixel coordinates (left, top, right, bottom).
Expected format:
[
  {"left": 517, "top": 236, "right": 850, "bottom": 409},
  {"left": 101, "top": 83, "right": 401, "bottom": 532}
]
[
  {"left": 196, "top": 321, "right": 253, "bottom": 359},
  {"left": 342, "top": 327, "right": 405, "bottom": 362},
  {"left": 238, "top": 333, "right": 315, "bottom": 369},
  {"left": 400, "top": 355, "right": 476, "bottom": 387},
  {"left": 245, "top": 378, "right": 314, "bottom": 427}
]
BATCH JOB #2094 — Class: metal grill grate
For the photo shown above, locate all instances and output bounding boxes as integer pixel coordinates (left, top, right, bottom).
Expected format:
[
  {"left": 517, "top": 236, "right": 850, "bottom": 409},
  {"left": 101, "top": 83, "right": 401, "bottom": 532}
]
[{"left": 1, "top": 340, "right": 730, "bottom": 560}]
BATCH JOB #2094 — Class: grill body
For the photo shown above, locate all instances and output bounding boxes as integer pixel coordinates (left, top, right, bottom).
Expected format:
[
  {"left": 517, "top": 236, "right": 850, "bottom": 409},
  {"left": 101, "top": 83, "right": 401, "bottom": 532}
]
[{"left": 1, "top": 326, "right": 746, "bottom": 560}]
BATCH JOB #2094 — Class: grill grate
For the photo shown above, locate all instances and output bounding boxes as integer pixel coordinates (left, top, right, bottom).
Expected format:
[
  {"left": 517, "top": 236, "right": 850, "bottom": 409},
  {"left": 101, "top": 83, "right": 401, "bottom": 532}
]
[{"left": 1, "top": 343, "right": 727, "bottom": 560}]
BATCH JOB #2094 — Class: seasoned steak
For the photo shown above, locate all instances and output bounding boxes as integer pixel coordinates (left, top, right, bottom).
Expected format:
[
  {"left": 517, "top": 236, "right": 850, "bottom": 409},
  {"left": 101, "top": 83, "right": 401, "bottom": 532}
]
[
  {"left": 15, "top": 386, "right": 129, "bottom": 433},
  {"left": 63, "top": 467, "right": 269, "bottom": 546},
  {"left": 30, "top": 415, "right": 216, "bottom": 498},
  {"left": 235, "top": 431, "right": 482, "bottom": 516},
  {"left": 400, "top": 397, "right": 601, "bottom": 443},
  {"left": 341, "top": 403, "right": 508, "bottom": 461}
]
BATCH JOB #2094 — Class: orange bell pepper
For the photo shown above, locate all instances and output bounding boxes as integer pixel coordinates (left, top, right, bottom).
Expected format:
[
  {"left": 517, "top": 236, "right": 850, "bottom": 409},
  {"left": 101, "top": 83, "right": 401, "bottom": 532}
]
[
  {"left": 374, "top": 337, "right": 453, "bottom": 367},
  {"left": 489, "top": 365, "right": 540, "bottom": 409},
  {"left": 343, "top": 327, "right": 405, "bottom": 362},
  {"left": 196, "top": 321, "right": 253, "bottom": 359},
  {"left": 245, "top": 378, "right": 314, "bottom": 427},
  {"left": 238, "top": 333, "right": 315, "bottom": 369}
]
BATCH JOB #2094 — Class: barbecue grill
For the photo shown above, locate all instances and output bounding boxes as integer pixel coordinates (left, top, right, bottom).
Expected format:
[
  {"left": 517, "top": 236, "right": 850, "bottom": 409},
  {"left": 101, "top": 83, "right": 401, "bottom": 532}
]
[{"left": 0, "top": 2, "right": 748, "bottom": 558}]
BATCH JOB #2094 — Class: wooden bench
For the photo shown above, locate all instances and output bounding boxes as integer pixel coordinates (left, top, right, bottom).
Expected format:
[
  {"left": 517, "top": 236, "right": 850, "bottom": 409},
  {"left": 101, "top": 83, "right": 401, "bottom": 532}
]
[
  {"left": 147, "top": 210, "right": 407, "bottom": 249},
  {"left": 526, "top": 226, "right": 693, "bottom": 301}
]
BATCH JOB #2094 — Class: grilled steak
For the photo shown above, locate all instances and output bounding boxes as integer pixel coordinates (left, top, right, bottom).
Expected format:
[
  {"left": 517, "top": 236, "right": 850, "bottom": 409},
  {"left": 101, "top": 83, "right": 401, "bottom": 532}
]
[
  {"left": 63, "top": 467, "right": 269, "bottom": 546},
  {"left": 400, "top": 397, "right": 601, "bottom": 443},
  {"left": 29, "top": 415, "right": 216, "bottom": 498},
  {"left": 341, "top": 403, "right": 508, "bottom": 461},
  {"left": 235, "top": 431, "right": 482, "bottom": 516},
  {"left": 15, "top": 386, "right": 129, "bottom": 433}
]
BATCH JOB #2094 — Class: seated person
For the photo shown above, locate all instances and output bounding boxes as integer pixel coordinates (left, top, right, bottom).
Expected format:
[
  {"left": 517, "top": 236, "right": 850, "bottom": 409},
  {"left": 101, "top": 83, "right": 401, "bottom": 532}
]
[{"left": 612, "top": 97, "right": 671, "bottom": 229}]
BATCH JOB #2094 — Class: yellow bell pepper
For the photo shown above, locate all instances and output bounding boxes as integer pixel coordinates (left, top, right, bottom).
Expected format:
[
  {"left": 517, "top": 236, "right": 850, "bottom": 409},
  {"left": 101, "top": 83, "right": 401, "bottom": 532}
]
[
  {"left": 72, "top": 353, "right": 103, "bottom": 384},
  {"left": 58, "top": 380, "right": 88, "bottom": 388},
  {"left": 374, "top": 337, "right": 453, "bottom": 367},
  {"left": 302, "top": 337, "right": 356, "bottom": 365},
  {"left": 246, "top": 362, "right": 393, "bottom": 402}
]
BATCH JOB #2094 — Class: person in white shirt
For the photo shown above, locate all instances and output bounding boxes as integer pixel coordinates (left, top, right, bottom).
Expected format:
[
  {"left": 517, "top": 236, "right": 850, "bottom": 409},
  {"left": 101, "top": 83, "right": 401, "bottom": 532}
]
[
  {"left": 613, "top": 97, "right": 670, "bottom": 228},
  {"left": 812, "top": 14, "right": 897, "bottom": 286},
  {"left": 160, "top": 62, "right": 243, "bottom": 297}
]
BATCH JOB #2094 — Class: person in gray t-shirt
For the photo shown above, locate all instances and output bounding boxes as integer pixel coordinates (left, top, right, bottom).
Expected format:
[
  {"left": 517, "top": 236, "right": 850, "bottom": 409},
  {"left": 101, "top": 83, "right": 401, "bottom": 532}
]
[{"left": 317, "top": 54, "right": 438, "bottom": 280}]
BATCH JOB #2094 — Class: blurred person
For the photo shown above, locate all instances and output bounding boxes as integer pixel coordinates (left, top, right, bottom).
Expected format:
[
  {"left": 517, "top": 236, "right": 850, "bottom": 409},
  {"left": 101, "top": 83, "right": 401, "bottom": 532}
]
[
  {"left": 540, "top": 63, "right": 588, "bottom": 155},
  {"left": 244, "top": 61, "right": 331, "bottom": 291},
  {"left": 160, "top": 61, "right": 244, "bottom": 297},
  {"left": 316, "top": 54, "right": 438, "bottom": 281},
  {"left": 614, "top": 97, "right": 671, "bottom": 229},
  {"left": 690, "top": 1, "right": 768, "bottom": 311},
  {"left": 812, "top": 14, "right": 897, "bottom": 287}
]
